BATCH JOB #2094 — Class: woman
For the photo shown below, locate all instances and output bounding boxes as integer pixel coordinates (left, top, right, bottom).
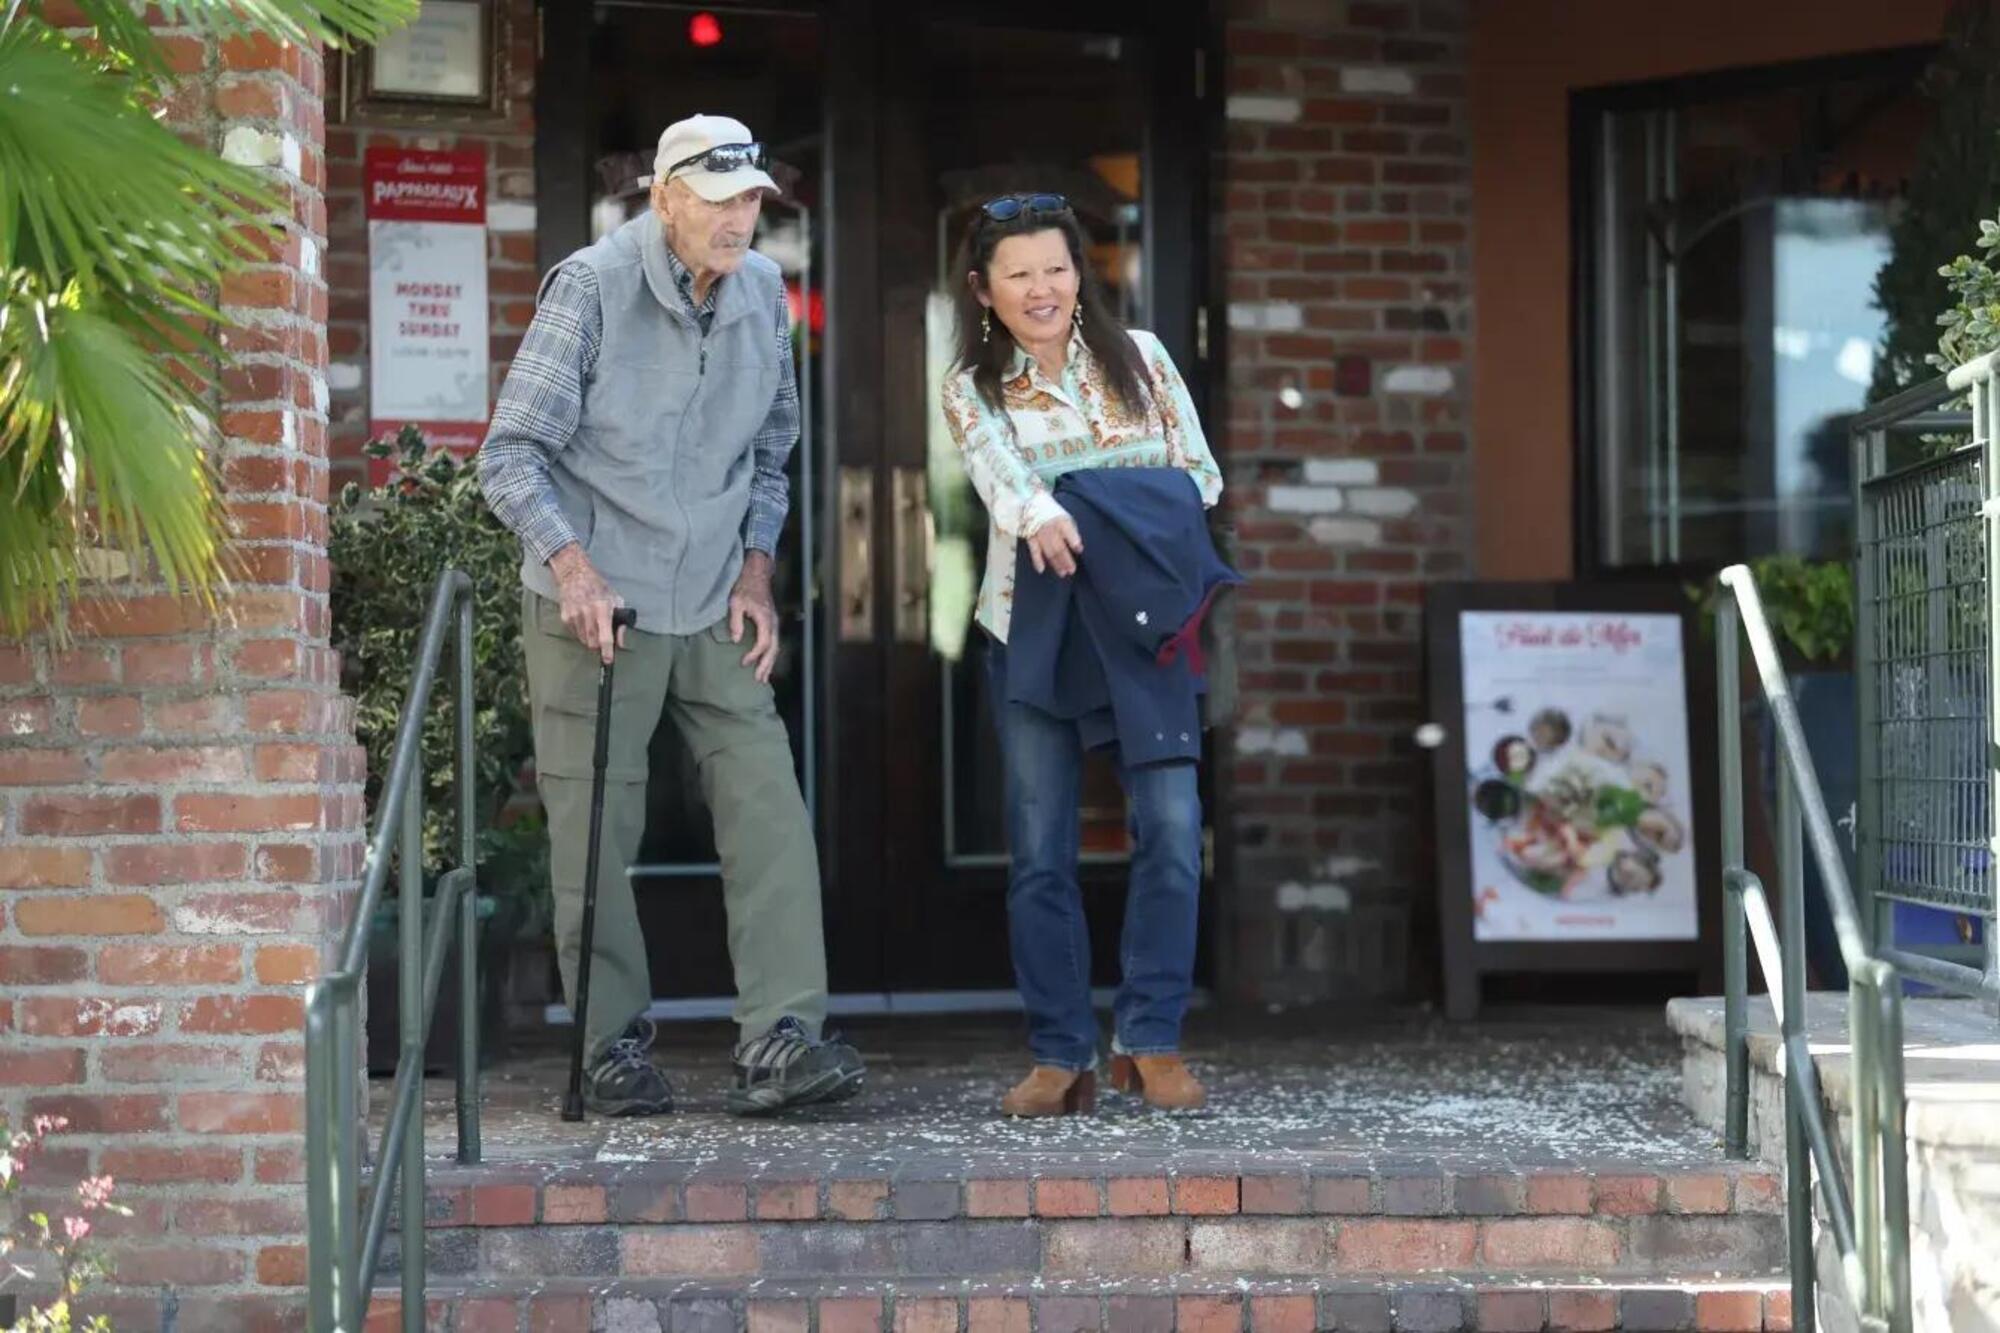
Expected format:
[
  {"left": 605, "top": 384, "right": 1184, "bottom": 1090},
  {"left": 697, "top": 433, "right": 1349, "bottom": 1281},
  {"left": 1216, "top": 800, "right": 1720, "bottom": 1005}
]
[{"left": 940, "top": 193, "right": 1224, "bottom": 1116}]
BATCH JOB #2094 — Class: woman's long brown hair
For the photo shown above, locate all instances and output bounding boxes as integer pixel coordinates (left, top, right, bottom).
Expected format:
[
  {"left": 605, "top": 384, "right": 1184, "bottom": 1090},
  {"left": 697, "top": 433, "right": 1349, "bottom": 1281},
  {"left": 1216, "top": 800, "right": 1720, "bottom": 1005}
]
[{"left": 951, "top": 199, "right": 1152, "bottom": 420}]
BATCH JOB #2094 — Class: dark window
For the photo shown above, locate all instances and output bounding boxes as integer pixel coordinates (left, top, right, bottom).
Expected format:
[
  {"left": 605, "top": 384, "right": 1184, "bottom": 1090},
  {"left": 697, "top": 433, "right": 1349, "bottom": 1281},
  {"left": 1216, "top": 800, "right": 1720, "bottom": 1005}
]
[{"left": 1576, "top": 49, "right": 1936, "bottom": 574}]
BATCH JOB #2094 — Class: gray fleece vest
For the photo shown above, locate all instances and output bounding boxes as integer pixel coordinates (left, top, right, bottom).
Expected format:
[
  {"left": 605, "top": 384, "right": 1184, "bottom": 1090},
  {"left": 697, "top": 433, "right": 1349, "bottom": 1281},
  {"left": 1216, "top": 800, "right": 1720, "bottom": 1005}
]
[{"left": 519, "top": 211, "right": 784, "bottom": 636}]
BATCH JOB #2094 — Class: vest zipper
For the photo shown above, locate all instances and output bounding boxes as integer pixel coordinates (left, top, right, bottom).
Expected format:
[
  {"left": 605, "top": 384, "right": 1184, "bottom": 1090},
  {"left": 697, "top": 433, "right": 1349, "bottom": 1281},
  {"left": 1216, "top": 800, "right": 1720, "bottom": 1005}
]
[{"left": 666, "top": 329, "right": 707, "bottom": 626}]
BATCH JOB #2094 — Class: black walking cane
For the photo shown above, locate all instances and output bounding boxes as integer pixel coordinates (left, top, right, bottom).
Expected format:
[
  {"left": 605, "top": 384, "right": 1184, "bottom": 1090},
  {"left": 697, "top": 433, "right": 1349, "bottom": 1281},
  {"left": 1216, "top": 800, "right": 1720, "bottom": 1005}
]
[{"left": 562, "top": 605, "right": 637, "bottom": 1123}]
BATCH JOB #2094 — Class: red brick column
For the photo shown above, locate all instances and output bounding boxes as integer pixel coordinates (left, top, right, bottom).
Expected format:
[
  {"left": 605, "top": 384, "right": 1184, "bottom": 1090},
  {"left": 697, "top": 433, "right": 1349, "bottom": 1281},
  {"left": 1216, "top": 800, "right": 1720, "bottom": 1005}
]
[
  {"left": 0, "top": 19, "right": 360, "bottom": 1327},
  {"left": 1217, "top": 0, "right": 1473, "bottom": 1005}
]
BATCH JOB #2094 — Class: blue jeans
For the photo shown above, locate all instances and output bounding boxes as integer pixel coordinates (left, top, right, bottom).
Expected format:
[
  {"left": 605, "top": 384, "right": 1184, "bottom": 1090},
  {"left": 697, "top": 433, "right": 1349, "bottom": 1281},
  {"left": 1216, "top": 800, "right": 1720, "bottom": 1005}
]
[{"left": 986, "top": 642, "right": 1203, "bottom": 1071}]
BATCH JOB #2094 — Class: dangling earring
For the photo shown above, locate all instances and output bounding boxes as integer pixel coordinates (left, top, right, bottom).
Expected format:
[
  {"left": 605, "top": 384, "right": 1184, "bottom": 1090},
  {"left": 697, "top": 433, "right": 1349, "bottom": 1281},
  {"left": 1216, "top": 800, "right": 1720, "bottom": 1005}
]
[
  {"left": 1072, "top": 304, "right": 1083, "bottom": 331},
  {"left": 983, "top": 309, "right": 992, "bottom": 344}
]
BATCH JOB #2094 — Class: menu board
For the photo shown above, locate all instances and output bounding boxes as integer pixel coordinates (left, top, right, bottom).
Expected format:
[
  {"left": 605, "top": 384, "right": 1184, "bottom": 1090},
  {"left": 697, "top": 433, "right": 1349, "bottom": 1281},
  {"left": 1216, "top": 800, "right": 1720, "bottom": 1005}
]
[
  {"left": 1425, "top": 583, "right": 1719, "bottom": 1021},
  {"left": 1458, "top": 611, "right": 1699, "bottom": 943}
]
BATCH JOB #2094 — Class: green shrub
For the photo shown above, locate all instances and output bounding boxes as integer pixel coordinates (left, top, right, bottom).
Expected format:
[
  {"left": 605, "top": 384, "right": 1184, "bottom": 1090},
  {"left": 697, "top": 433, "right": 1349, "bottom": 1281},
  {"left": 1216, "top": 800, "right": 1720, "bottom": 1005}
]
[
  {"left": 1694, "top": 555, "right": 1855, "bottom": 667},
  {"left": 328, "top": 428, "right": 538, "bottom": 907}
]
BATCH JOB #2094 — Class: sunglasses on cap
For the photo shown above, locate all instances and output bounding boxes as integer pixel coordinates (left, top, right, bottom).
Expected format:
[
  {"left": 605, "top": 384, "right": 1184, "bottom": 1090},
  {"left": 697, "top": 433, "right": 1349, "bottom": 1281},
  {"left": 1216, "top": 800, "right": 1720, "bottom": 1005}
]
[
  {"left": 980, "top": 193, "right": 1070, "bottom": 222},
  {"left": 665, "top": 141, "right": 770, "bottom": 180}
]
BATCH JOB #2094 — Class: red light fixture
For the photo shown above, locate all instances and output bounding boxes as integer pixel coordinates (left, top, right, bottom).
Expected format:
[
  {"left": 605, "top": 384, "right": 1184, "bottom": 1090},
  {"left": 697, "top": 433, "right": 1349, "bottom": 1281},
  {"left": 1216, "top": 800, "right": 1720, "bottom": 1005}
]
[{"left": 689, "top": 12, "right": 723, "bottom": 47}]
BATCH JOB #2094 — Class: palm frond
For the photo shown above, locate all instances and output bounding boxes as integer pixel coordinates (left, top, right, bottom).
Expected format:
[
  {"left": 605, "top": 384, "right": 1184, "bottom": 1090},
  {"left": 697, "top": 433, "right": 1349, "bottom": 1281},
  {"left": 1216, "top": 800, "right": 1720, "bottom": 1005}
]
[
  {"left": 0, "top": 22, "right": 273, "bottom": 290},
  {"left": 1, "top": 265, "right": 228, "bottom": 494},
  {"left": 151, "top": 0, "right": 419, "bottom": 49},
  {"left": 0, "top": 275, "right": 226, "bottom": 636},
  {"left": 1, "top": 0, "right": 420, "bottom": 637},
  {"left": 30, "top": 1, "right": 177, "bottom": 80}
]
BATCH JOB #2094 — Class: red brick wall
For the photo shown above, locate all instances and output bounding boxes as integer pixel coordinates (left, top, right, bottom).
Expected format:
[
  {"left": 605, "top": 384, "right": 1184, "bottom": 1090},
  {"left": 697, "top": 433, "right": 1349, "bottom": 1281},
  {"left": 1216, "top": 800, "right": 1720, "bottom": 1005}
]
[
  {"left": 1216, "top": 0, "right": 1473, "bottom": 1004},
  {"left": 0, "top": 17, "right": 358, "bottom": 1326},
  {"left": 325, "top": 0, "right": 538, "bottom": 488}
]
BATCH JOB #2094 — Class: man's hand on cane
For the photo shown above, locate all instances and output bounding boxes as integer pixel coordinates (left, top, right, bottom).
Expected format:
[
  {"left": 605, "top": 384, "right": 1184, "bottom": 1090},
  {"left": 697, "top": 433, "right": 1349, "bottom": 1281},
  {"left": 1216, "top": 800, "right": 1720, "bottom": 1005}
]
[{"left": 551, "top": 544, "right": 627, "bottom": 664}]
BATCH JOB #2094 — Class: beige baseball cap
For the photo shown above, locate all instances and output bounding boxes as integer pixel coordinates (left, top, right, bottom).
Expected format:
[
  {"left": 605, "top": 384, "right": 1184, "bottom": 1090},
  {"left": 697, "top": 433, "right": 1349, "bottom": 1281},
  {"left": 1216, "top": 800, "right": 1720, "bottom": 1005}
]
[{"left": 653, "top": 114, "right": 779, "bottom": 202}]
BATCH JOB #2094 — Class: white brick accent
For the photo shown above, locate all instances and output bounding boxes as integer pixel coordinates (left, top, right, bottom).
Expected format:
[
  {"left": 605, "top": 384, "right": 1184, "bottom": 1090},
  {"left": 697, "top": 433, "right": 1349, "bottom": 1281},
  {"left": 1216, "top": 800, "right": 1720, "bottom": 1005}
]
[
  {"left": 1236, "top": 727, "right": 1310, "bottom": 757},
  {"left": 221, "top": 126, "right": 284, "bottom": 168},
  {"left": 1382, "top": 365, "right": 1456, "bottom": 396},
  {"left": 298, "top": 234, "right": 319, "bottom": 278},
  {"left": 488, "top": 202, "right": 538, "bottom": 234},
  {"left": 1309, "top": 516, "right": 1384, "bottom": 547},
  {"left": 1226, "top": 95, "right": 1304, "bottom": 123},
  {"left": 1340, "top": 66, "right": 1417, "bottom": 96},
  {"left": 1304, "top": 459, "right": 1379, "bottom": 486},
  {"left": 328, "top": 362, "right": 364, "bottom": 392},
  {"left": 1267, "top": 485, "right": 1345, "bottom": 515},
  {"left": 1346, "top": 488, "right": 1421, "bottom": 518},
  {"left": 1228, "top": 301, "right": 1305, "bottom": 333}
]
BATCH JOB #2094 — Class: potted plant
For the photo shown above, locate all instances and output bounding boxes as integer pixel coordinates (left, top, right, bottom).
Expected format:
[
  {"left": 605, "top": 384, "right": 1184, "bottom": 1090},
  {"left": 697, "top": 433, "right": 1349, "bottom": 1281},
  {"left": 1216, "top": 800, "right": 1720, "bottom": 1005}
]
[{"left": 329, "top": 429, "right": 554, "bottom": 1072}]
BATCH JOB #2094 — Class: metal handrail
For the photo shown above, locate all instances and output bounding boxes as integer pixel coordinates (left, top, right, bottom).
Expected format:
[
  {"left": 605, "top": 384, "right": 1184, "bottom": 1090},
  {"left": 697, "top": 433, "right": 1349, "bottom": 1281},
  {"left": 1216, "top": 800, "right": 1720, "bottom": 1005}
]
[
  {"left": 1717, "top": 567, "right": 1910, "bottom": 1333},
  {"left": 305, "top": 569, "right": 482, "bottom": 1332}
]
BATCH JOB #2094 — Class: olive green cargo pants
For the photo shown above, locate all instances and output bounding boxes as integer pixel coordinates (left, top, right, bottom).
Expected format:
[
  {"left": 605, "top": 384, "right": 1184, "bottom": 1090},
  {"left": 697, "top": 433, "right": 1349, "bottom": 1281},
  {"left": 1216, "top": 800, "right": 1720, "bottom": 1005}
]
[{"left": 522, "top": 590, "right": 827, "bottom": 1064}]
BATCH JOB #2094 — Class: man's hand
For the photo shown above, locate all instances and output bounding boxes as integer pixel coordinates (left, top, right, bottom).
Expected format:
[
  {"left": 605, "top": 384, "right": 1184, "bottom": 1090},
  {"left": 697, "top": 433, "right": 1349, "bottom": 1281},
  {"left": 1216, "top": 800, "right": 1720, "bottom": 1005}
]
[
  {"left": 730, "top": 551, "right": 780, "bottom": 684},
  {"left": 1026, "top": 514, "right": 1084, "bottom": 577},
  {"left": 550, "top": 544, "right": 625, "bottom": 664}
]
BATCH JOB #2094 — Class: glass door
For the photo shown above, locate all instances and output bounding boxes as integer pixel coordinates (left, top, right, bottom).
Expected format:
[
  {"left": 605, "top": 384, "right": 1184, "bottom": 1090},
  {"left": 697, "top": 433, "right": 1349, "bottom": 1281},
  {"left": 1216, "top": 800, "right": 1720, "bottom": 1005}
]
[{"left": 858, "top": 5, "right": 1212, "bottom": 995}]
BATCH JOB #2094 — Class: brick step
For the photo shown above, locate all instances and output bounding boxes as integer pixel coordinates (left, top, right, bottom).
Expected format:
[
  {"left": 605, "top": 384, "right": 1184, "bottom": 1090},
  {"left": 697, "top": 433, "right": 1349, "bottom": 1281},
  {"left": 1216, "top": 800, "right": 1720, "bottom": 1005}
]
[
  {"left": 387, "top": 1156, "right": 1785, "bottom": 1230},
  {"left": 382, "top": 1210, "right": 1786, "bottom": 1284},
  {"left": 364, "top": 1272, "right": 1795, "bottom": 1332},
  {"left": 375, "top": 1157, "right": 1786, "bottom": 1284}
]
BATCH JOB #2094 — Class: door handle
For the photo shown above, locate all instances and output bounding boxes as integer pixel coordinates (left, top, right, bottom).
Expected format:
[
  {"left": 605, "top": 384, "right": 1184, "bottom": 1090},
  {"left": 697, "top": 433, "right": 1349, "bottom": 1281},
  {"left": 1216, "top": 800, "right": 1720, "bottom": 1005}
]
[
  {"left": 892, "top": 467, "right": 933, "bottom": 646},
  {"left": 837, "top": 467, "right": 874, "bottom": 643}
]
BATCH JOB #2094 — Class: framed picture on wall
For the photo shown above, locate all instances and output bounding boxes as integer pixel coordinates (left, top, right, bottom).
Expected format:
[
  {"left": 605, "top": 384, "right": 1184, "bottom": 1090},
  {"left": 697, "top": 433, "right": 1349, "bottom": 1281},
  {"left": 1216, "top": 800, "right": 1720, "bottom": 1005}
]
[
  {"left": 1424, "top": 582, "right": 1721, "bottom": 1020},
  {"left": 341, "top": 0, "right": 502, "bottom": 119}
]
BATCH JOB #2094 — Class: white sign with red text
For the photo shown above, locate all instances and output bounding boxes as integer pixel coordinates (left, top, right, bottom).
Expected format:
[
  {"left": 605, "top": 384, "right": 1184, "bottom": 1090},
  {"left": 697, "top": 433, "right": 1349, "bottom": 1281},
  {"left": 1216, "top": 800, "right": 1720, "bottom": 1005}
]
[
  {"left": 366, "top": 147, "right": 488, "bottom": 471},
  {"left": 1459, "top": 611, "right": 1699, "bottom": 943}
]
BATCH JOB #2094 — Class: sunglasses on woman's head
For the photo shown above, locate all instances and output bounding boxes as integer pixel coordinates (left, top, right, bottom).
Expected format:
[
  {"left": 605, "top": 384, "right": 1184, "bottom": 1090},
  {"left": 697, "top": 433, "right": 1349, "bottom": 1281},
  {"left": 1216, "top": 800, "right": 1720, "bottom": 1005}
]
[
  {"left": 980, "top": 193, "right": 1070, "bottom": 222},
  {"left": 666, "top": 141, "right": 769, "bottom": 180}
]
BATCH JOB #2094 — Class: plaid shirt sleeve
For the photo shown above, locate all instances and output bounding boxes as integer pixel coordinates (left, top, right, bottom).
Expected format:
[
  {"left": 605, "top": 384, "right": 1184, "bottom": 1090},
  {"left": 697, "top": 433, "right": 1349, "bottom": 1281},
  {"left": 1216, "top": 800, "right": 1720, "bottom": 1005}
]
[
  {"left": 477, "top": 263, "right": 602, "bottom": 566},
  {"left": 741, "top": 286, "right": 800, "bottom": 557}
]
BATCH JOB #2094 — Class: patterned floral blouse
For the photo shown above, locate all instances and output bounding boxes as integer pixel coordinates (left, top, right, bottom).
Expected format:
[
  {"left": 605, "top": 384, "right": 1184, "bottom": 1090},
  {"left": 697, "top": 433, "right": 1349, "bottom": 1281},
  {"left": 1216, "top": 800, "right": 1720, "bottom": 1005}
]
[{"left": 940, "top": 328, "right": 1224, "bottom": 643}]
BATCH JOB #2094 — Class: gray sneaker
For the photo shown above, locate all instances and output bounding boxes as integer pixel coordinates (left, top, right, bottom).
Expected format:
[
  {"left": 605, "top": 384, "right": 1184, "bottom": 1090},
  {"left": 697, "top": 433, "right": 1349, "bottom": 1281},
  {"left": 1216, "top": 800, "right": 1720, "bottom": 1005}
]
[
  {"left": 727, "top": 1016, "right": 864, "bottom": 1117},
  {"left": 585, "top": 1017, "right": 674, "bottom": 1117}
]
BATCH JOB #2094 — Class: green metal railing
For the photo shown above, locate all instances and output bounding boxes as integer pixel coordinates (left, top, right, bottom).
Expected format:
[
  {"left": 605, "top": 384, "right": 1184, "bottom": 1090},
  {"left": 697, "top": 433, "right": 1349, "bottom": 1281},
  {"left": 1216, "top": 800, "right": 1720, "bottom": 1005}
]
[
  {"left": 305, "top": 569, "right": 483, "bottom": 1332},
  {"left": 1852, "top": 351, "right": 2000, "bottom": 1004},
  {"left": 1717, "top": 567, "right": 1909, "bottom": 1333}
]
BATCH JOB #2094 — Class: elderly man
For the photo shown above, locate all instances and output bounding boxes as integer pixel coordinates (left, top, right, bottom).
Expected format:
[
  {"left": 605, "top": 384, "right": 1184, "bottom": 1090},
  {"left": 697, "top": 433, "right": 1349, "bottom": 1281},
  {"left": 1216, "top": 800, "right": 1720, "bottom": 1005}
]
[{"left": 480, "top": 114, "right": 862, "bottom": 1117}]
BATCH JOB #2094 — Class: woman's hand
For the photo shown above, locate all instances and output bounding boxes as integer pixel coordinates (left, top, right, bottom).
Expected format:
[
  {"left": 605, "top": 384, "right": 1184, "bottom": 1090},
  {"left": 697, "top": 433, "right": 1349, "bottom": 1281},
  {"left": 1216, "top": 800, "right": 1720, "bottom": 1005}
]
[{"left": 1026, "top": 515, "right": 1084, "bottom": 577}]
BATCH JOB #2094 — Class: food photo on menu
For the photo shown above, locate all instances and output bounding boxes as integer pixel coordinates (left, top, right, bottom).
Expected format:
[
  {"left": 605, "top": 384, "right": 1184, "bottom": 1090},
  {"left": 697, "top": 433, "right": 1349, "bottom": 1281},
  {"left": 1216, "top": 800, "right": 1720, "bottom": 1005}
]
[{"left": 1458, "top": 612, "right": 1700, "bottom": 944}]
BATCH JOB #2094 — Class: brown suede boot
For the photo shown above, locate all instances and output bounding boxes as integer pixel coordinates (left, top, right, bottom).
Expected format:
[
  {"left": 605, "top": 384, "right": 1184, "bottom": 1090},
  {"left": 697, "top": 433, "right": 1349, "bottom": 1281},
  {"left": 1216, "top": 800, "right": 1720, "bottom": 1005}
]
[
  {"left": 1108, "top": 1053, "right": 1206, "bottom": 1110},
  {"left": 1000, "top": 1066, "right": 1097, "bottom": 1117}
]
